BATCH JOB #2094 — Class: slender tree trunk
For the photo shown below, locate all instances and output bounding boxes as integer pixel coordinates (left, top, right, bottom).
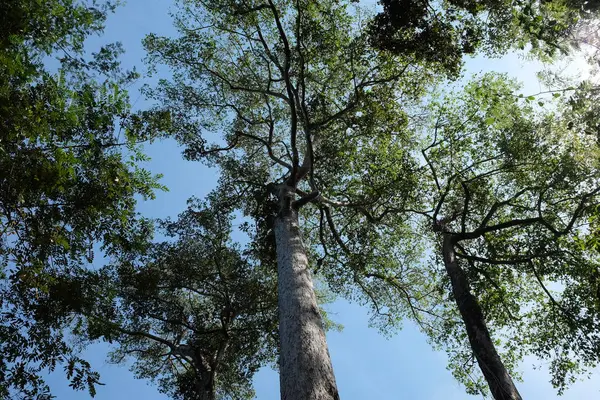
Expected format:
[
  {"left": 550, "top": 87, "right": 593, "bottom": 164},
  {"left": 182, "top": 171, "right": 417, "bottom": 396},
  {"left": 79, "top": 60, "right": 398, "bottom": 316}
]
[
  {"left": 442, "top": 234, "right": 522, "bottom": 400},
  {"left": 274, "top": 207, "right": 340, "bottom": 400}
]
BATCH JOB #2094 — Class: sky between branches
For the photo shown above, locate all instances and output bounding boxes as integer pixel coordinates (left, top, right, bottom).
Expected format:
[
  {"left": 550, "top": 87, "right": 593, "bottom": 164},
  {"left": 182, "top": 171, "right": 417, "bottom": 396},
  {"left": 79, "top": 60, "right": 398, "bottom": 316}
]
[{"left": 44, "top": 0, "right": 600, "bottom": 398}]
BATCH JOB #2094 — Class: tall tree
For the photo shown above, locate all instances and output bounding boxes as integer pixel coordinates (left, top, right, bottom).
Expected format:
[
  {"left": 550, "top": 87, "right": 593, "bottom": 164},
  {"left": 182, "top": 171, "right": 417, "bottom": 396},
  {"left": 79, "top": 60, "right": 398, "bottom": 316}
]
[
  {"left": 143, "top": 0, "right": 436, "bottom": 398},
  {"left": 142, "top": 0, "right": 600, "bottom": 398},
  {"left": 56, "top": 193, "right": 280, "bottom": 400},
  {"left": 52, "top": 187, "right": 342, "bottom": 400},
  {"left": 372, "top": 74, "right": 600, "bottom": 398},
  {"left": 298, "top": 72, "right": 600, "bottom": 398},
  {"left": 0, "top": 1, "right": 167, "bottom": 397}
]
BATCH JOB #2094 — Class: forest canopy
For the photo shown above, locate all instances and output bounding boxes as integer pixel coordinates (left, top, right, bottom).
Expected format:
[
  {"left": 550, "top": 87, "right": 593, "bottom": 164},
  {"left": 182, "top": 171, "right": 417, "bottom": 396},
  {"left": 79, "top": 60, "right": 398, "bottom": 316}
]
[{"left": 1, "top": 0, "right": 600, "bottom": 400}]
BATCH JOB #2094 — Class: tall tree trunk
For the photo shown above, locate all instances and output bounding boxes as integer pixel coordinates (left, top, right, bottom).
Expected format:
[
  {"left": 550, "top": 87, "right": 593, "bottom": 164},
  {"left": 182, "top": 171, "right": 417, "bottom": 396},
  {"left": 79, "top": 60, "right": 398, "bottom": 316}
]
[
  {"left": 197, "top": 379, "right": 215, "bottom": 400},
  {"left": 190, "top": 369, "right": 215, "bottom": 400},
  {"left": 442, "top": 234, "right": 522, "bottom": 400},
  {"left": 192, "top": 357, "right": 216, "bottom": 400},
  {"left": 275, "top": 207, "right": 340, "bottom": 400}
]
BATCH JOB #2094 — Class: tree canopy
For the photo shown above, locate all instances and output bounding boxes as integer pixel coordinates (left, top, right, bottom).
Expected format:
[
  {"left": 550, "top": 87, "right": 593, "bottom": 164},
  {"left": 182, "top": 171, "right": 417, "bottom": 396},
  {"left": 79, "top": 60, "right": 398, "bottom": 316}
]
[
  {"left": 141, "top": 0, "right": 440, "bottom": 397},
  {"left": 0, "top": 0, "right": 167, "bottom": 397},
  {"left": 139, "top": 0, "right": 600, "bottom": 397},
  {"left": 3, "top": 0, "right": 600, "bottom": 399},
  {"left": 371, "top": 0, "right": 600, "bottom": 75},
  {"left": 335, "top": 73, "right": 600, "bottom": 397},
  {"left": 67, "top": 193, "right": 279, "bottom": 400},
  {"left": 412, "top": 75, "right": 600, "bottom": 395}
]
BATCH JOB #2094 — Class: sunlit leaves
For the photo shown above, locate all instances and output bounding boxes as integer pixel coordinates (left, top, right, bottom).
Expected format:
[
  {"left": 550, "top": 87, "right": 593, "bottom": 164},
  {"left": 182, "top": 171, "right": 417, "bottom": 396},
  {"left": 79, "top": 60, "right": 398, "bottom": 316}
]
[
  {"left": 406, "top": 74, "right": 600, "bottom": 392},
  {"left": 370, "top": 0, "right": 597, "bottom": 75}
]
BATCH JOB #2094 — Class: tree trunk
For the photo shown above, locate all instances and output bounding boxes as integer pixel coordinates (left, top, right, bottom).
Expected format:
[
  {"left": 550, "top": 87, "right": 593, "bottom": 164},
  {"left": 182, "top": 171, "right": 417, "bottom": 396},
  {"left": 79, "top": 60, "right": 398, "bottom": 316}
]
[
  {"left": 442, "top": 234, "right": 522, "bottom": 400},
  {"left": 184, "top": 346, "right": 218, "bottom": 400},
  {"left": 190, "top": 370, "right": 215, "bottom": 400},
  {"left": 197, "top": 380, "right": 215, "bottom": 400},
  {"left": 275, "top": 208, "right": 340, "bottom": 400}
]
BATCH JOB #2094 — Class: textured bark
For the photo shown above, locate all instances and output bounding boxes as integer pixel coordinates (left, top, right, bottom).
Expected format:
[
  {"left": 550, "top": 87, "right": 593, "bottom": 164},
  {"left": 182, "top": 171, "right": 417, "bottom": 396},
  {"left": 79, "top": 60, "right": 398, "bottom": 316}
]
[
  {"left": 442, "top": 234, "right": 522, "bottom": 400},
  {"left": 185, "top": 346, "right": 218, "bottom": 400},
  {"left": 189, "top": 360, "right": 215, "bottom": 400},
  {"left": 194, "top": 376, "right": 215, "bottom": 400},
  {"left": 275, "top": 209, "right": 340, "bottom": 400}
]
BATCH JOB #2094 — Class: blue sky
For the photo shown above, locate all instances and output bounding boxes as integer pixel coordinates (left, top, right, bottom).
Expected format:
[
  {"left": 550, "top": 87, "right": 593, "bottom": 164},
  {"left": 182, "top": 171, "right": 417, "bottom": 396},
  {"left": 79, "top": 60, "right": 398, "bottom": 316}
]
[{"left": 45, "top": 0, "right": 600, "bottom": 398}]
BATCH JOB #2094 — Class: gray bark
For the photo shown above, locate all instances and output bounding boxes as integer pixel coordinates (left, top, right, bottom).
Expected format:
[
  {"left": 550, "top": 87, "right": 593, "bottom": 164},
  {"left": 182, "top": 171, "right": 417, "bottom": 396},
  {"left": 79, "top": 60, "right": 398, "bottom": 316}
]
[
  {"left": 275, "top": 208, "right": 340, "bottom": 400},
  {"left": 442, "top": 234, "right": 522, "bottom": 400}
]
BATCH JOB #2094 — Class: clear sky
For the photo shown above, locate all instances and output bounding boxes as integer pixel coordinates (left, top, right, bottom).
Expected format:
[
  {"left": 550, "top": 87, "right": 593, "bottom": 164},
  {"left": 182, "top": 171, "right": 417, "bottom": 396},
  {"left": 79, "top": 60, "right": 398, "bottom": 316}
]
[{"left": 45, "top": 1, "right": 600, "bottom": 399}]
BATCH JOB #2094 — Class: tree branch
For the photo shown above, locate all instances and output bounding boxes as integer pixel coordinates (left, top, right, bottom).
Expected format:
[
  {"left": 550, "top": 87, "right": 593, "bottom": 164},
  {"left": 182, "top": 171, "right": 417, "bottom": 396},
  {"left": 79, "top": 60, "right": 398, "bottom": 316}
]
[
  {"left": 293, "top": 190, "right": 320, "bottom": 209},
  {"left": 322, "top": 206, "right": 351, "bottom": 254},
  {"left": 528, "top": 260, "right": 581, "bottom": 323},
  {"left": 235, "top": 130, "right": 292, "bottom": 170},
  {"left": 266, "top": 0, "right": 300, "bottom": 185},
  {"left": 232, "top": 3, "right": 270, "bottom": 15},
  {"left": 115, "top": 326, "right": 177, "bottom": 351}
]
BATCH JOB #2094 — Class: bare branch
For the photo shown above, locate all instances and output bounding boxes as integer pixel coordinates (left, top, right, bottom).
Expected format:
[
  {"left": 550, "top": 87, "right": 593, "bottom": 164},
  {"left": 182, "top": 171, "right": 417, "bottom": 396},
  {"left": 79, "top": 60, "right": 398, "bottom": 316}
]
[
  {"left": 460, "top": 181, "right": 470, "bottom": 234},
  {"left": 528, "top": 261, "right": 581, "bottom": 323},
  {"left": 317, "top": 208, "right": 330, "bottom": 269},
  {"left": 478, "top": 187, "right": 534, "bottom": 230},
  {"left": 265, "top": 0, "right": 300, "bottom": 184},
  {"left": 235, "top": 130, "right": 292, "bottom": 170},
  {"left": 455, "top": 250, "right": 558, "bottom": 265},
  {"left": 203, "top": 64, "right": 290, "bottom": 102},
  {"left": 458, "top": 217, "right": 548, "bottom": 240},
  {"left": 116, "top": 326, "right": 177, "bottom": 351},
  {"left": 200, "top": 136, "right": 239, "bottom": 155},
  {"left": 322, "top": 206, "right": 351, "bottom": 254},
  {"left": 422, "top": 113, "right": 442, "bottom": 191},
  {"left": 293, "top": 190, "right": 320, "bottom": 209},
  {"left": 364, "top": 272, "right": 447, "bottom": 327}
]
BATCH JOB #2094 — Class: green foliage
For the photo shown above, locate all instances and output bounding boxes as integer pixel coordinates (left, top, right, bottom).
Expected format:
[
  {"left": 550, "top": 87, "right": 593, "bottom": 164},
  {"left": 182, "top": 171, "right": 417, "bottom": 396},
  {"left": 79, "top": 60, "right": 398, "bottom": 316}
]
[
  {"left": 141, "top": 0, "right": 444, "bottom": 366},
  {"left": 70, "top": 193, "right": 279, "bottom": 400},
  {"left": 0, "top": 0, "right": 168, "bottom": 397},
  {"left": 0, "top": 0, "right": 117, "bottom": 54},
  {"left": 298, "top": 70, "right": 600, "bottom": 396},
  {"left": 398, "top": 74, "right": 600, "bottom": 394},
  {"left": 370, "top": 0, "right": 600, "bottom": 75},
  {"left": 100, "top": 0, "right": 600, "bottom": 397}
]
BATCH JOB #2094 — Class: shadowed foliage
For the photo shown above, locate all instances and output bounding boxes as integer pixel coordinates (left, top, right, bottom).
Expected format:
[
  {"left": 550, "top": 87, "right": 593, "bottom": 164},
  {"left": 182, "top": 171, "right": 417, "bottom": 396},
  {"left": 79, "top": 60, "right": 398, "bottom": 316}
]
[{"left": 0, "top": 1, "right": 168, "bottom": 397}]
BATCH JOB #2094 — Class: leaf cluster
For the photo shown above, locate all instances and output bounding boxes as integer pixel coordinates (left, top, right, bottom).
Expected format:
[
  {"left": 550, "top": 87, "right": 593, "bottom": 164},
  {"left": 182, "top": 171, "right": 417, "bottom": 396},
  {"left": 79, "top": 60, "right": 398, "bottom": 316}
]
[{"left": 0, "top": 0, "right": 168, "bottom": 397}]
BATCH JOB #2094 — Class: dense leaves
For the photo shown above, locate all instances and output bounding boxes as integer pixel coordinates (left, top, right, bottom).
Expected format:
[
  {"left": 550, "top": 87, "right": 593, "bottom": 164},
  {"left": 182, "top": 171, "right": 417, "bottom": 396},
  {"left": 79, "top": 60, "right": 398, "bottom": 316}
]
[
  {"left": 140, "top": 1, "right": 441, "bottom": 397},
  {"left": 4, "top": 0, "right": 600, "bottom": 399},
  {"left": 0, "top": 0, "right": 167, "bottom": 397},
  {"left": 387, "top": 75, "right": 600, "bottom": 395},
  {"left": 371, "top": 0, "right": 600, "bottom": 76},
  {"left": 142, "top": 0, "right": 434, "bottom": 294},
  {"left": 142, "top": 0, "right": 600, "bottom": 396},
  {"left": 67, "top": 194, "right": 279, "bottom": 400}
]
